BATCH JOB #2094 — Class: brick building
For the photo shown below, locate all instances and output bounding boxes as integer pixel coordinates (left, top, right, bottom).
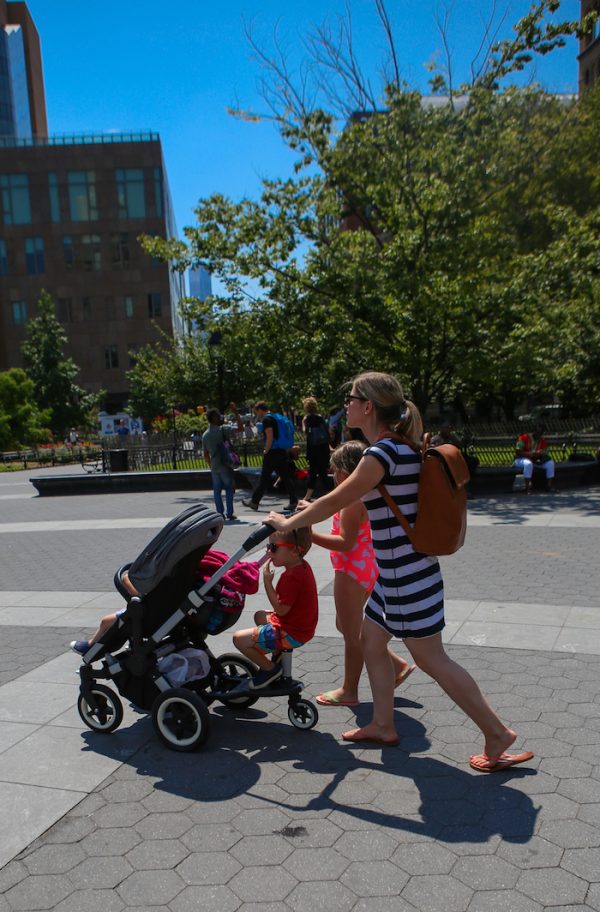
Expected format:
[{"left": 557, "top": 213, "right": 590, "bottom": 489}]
[{"left": 0, "top": 2, "right": 183, "bottom": 410}]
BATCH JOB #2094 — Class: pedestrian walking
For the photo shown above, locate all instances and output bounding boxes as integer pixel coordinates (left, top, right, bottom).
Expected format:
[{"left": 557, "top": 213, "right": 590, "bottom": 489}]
[
  {"left": 266, "top": 371, "right": 533, "bottom": 771},
  {"left": 242, "top": 402, "right": 298, "bottom": 512},
  {"left": 302, "top": 396, "right": 331, "bottom": 501},
  {"left": 202, "top": 403, "right": 243, "bottom": 520}
]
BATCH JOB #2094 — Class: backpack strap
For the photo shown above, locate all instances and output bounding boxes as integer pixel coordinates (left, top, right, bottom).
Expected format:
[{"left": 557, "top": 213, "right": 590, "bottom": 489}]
[{"left": 376, "top": 483, "right": 415, "bottom": 544}]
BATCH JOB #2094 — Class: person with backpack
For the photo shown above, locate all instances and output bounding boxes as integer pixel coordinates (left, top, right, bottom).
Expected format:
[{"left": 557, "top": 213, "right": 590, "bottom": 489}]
[
  {"left": 202, "top": 404, "right": 243, "bottom": 520},
  {"left": 265, "top": 371, "right": 533, "bottom": 773},
  {"left": 302, "top": 396, "right": 331, "bottom": 501},
  {"left": 242, "top": 401, "right": 298, "bottom": 513}
]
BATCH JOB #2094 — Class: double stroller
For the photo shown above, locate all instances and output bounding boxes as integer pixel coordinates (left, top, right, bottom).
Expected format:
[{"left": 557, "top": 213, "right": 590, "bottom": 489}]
[{"left": 76, "top": 504, "right": 319, "bottom": 751}]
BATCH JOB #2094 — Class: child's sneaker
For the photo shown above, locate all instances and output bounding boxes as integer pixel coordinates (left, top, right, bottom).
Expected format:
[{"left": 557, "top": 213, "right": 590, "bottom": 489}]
[
  {"left": 249, "top": 664, "right": 282, "bottom": 690},
  {"left": 70, "top": 639, "right": 90, "bottom": 656}
]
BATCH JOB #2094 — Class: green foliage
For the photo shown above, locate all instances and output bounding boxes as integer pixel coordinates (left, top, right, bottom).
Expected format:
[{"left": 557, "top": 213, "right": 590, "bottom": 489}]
[
  {"left": 0, "top": 369, "right": 52, "bottom": 449},
  {"left": 139, "top": 3, "right": 600, "bottom": 419},
  {"left": 151, "top": 410, "right": 208, "bottom": 436},
  {"left": 21, "top": 290, "right": 104, "bottom": 435}
]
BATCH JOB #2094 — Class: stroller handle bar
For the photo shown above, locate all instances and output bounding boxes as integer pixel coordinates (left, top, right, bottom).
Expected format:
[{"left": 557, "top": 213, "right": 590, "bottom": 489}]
[{"left": 241, "top": 522, "right": 274, "bottom": 553}]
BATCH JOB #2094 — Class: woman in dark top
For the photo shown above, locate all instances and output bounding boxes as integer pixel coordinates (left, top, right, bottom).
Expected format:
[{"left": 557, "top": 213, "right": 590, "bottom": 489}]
[{"left": 302, "top": 397, "right": 331, "bottom": 501}]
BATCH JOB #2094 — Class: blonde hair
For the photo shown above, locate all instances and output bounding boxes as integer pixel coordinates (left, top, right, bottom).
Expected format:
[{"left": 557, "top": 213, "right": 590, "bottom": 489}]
[
  {"left": 279, "top": 526, "right": 312, "bottom": 556},
  {"left": 351, "top": 371, "right": 423, "bottom": 445},
  {"left": 303, "top": 396, "right": 318, "bottom": 414},
  {"left": 330, "top": 440, "right": 366, "bottom": 476}
]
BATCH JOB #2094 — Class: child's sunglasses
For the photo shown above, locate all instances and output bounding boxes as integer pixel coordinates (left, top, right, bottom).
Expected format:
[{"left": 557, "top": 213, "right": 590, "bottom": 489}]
[{"left": 267, "top": 542, "right": 296, "bottom": 553}]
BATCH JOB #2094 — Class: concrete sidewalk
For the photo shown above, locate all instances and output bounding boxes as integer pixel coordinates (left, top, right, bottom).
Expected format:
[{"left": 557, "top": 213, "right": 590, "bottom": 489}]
[{"left": 0, "top": 484, "right": 599, "bottom": 910}]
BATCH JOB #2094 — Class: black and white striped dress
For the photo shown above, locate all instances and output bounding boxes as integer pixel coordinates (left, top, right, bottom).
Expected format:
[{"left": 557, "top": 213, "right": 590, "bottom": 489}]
[{"left": 362, "top": 437, "right": 445, "bottom": 639}]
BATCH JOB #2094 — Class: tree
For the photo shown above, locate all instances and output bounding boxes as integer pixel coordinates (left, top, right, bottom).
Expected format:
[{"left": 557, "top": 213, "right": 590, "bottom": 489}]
[
  {"left": 0, "top": 369, "right": 52, "bottom": 450},
  {"left": 21, "top": 290, "right": 103, "bottom": 436},
  {"left": 141, "top": 2, "right": 600, "bottom": 417}
]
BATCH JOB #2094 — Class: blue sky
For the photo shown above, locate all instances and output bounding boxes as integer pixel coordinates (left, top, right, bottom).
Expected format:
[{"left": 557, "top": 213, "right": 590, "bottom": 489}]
[{"left": 26, "top": 0, "right": 580, "bottom": 237}]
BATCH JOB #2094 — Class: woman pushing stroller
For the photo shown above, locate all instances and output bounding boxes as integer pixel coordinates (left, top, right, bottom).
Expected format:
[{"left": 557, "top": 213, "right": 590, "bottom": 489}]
[{"left": 267, "top": 370, "right": 534, "bottom": 773}]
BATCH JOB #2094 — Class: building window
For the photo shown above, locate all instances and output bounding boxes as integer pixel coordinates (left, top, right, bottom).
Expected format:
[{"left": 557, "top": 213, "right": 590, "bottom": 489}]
[
  {"left": 147, "top": 293, "right": 162, "bottom": 317},
  {"left": 82, "top": 297, "right": 92, "bottom": 320},
  {"left": 82, "top": 234, "right": 101, "bottom": 271},
  {"left": 63, "top": 235, "right": 74, "bottom": 271},
  {"left": 12, "top": 300, "right": 26, "bottom": 325},
  {"left": 154, "top": 167, "right": 164, "bottom": 217},
  {"left": 116, "top": 168, "right": 145, "bottom": 218},
  {"left": 104, "top": 345, "right": 119, "bottom": 369},
  {"left": 57, "top": 297, "right": 73, "bottom": 323},
  {"left": 128, "top": 344, "right": 138, "bottom": 367},
  {"left": 0, "top": 239, "right": 8, "bottom": 276},
  {"left": 67, "top": 171, "right": 98, "bottom": 221},
  {"left": 111, "top": 232, "right": 130, "bottom": 269},
  {"left": 124, "top": 295, "right": 134, "bottom": 319},
  {"left": 0, "top": 174, "right": 31, "bottom": 224},
  {"left": 48, "top": 173, "right": 60, "bottom": 222},
  {"left": 25, "top": 237, "right": 45, "bottom": 274}
]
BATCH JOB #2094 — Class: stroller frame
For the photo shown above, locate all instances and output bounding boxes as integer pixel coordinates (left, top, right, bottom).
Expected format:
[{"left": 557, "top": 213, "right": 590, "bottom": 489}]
[{"left": 76, "top": 506, "right": 319, "bottom": 751}]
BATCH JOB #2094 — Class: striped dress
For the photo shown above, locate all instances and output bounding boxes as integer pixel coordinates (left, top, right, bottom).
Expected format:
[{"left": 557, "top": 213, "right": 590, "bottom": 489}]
[{"left": 362, "top": 436, "right": 445, "bottom": 639}]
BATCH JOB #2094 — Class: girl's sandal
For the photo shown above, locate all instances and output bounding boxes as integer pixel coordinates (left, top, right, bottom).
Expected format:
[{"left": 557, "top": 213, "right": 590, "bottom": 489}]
[{"left": 394, "top": 664, "right": 416, "bottom": 688}]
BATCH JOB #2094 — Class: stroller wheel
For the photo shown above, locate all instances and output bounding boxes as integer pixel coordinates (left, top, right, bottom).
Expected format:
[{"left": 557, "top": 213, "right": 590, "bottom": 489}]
[
  {"left": 215, "top": 653, "right": 259, "bottom": 708},
  {"left": 152, "top": 688, "right": 210, "bottom": 751},
  {"left": 288, "top": 699, "right": 319, "bottom": 731},
  {"left": 78, "top": 684, "right": 124, "bottom": 734}
]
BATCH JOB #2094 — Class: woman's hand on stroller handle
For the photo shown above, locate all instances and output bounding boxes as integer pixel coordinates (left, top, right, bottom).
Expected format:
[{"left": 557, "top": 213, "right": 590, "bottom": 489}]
[{"left": 264, "top": 512, "right": 288, "bottom": 531}]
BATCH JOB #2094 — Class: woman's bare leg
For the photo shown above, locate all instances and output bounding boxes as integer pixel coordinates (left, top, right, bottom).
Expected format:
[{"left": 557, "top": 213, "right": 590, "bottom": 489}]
[{"left": 406, "top": 633, "right": 516, "bottom": 758}]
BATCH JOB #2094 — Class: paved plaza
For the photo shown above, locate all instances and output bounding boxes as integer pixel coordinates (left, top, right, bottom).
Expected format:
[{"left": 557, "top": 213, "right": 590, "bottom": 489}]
[{"left": 0, "top": 467, "right": 599, "bottom": 911}]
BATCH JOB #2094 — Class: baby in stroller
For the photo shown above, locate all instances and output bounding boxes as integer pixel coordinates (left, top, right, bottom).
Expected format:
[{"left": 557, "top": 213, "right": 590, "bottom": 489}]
[{"left": 73, "top": 504, "right": 320, "bottom": 751}]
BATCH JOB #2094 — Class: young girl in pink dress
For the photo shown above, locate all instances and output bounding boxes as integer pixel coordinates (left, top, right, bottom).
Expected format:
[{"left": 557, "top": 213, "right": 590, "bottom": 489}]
[{"left": 308, "top": 440, "right": 415, "bottom": 706}]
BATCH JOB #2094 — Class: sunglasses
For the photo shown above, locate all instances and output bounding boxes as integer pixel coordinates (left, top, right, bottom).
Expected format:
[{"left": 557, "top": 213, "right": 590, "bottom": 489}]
[
  {"left": 344, "top": 394, "right": 367, "bottom": 405},
  {"left": 267, "top": 542, "right": 296, "bottom": 553}
]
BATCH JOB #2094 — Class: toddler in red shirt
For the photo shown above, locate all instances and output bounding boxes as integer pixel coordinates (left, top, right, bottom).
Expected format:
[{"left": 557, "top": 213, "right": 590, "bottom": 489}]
[{"left": 233, "top": 527, "right": 318, "bottom": 689}]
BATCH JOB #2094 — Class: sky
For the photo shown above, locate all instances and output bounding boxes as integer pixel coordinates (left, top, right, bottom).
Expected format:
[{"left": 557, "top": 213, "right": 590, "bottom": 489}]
[{"left": 25, "top": 0, "right": 581, "bottom": 238}]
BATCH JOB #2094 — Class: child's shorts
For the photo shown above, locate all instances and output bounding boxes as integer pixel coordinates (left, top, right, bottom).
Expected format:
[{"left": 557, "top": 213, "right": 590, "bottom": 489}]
[{"left": 252, "top": 621, "right": 304, "bottom": 653}]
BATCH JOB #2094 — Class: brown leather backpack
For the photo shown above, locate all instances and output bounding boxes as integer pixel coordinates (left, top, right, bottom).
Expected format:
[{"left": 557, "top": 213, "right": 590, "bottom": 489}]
[{"left": 376, "top": 433, "right": 470, "bottom": 556}]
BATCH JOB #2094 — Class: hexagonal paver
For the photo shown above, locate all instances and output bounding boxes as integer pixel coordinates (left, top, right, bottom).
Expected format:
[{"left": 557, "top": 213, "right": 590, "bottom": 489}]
[
  {"left": 44, "top": 816, "right": 95, "bottom": 844},
  {"left": 497, "top": 835, "right": 563, "bottom": 868},
  {"left": 230, "top": 834, "right": 293, "bottom": 867},
  {"left": 341, "top": 859, "right": 408, "bottom": 896},
  {"left": 233, "top": 808, "right": 290, "bottom": 836},
  {"left": 286, "top": 880, "right": 357, "bottom": 912},
  {"left": 125, "top": 838, "right": 188, "bottom": 871},
  {"left": 141, "top": 791, "right": 192, "bottom": 813},
  {"left": 80, "top": 827, "right": 141, "bottom": 857},
  {"left": 92, "top": 802, "right": 148, "bottom": 829},
  {"left": 100, "top": 780, "right": 154, "bottom": 802},
  {"left": 466, "top": 889, "right": 542, "bottom": 911},
  {"left": 6, "top": 873, "right": 73, "bottom": 911},
  {"left": 540, "top": 757, "right": 593, "bottom": 779},
  {"left": 516, "top": 867, "right": 588, "bottom": 906},
  {"left": 561, "top": 847, "right": 600, "bottom": 882},
  {"left": 452, "top": 855, "right": 520, "bottom": 890},
  {"left": 335, "top": 830, "right": 399, "bottom": 862},
  {"left": 170, "top": 884, "right": 241, "bottom": 912},
  {"left": 134, "top": 812, "right": 193, "bottom": 840},
  {"left": 52, "top": 889, "right": 125, "bottom": 912},
  {"left": 23, "top": 843, "right": 85, "bottom": 875},
  {"left": 401, "top": 874, "right": 473, "bottom": 912},
  {"left": 176, "top": 852, "right": 242, "bottom": 885},
  {"left": 391, "top": 842, "right": 456, "bottom": 875},
  {"left": 229, "top": 865, "right": 297, "bottom": 902},
  {"left": 68, "top": 855, "right": 134, "bottom": 890},
  {"left": 283, "top": 846, "right": 349, "bottom": 881},
  {"left": 117, "top": 869, "right": 185, "bottom": 906},
  {"left": 277, "top": 818, "right": 343, "bottom": 847},
  {"left": 539, "top": 818, "right": 600, "bottom": 849},
  {"left": 181, "top": 823, "right": 242, "bottom": 853}
]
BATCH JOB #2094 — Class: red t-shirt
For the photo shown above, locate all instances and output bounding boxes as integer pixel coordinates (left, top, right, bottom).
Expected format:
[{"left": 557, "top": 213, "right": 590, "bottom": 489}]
[{"left": 270, "top": 561, "right": 318, "bottom": 644}]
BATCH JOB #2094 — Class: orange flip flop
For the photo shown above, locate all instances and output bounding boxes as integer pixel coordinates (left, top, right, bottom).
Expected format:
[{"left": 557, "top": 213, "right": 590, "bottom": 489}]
[{"left": 469, "top": 751, "right": 534, "bottom": 772}]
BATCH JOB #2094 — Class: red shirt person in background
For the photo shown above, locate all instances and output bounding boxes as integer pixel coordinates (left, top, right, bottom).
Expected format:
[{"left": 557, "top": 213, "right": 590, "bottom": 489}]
[{"left": 514, "top": 423, "right": 556, "bottom": 494}]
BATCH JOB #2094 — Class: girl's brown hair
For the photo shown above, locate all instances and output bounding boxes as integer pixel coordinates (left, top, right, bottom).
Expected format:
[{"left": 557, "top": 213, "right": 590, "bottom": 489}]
[
  {"left": 351, "top": 371, "right": 423, "bottom": 445},
  {"left": 329, "top": 440, "right": 366, "bottom": 476},
  {"left": 303, "top": 396, "right": 318, "bottom": 414}
]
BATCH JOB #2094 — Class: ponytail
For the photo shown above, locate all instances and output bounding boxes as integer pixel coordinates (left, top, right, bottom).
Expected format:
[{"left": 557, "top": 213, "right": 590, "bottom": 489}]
[{"left": 392, "top": 400, "right": 423, "bottom": 446}]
